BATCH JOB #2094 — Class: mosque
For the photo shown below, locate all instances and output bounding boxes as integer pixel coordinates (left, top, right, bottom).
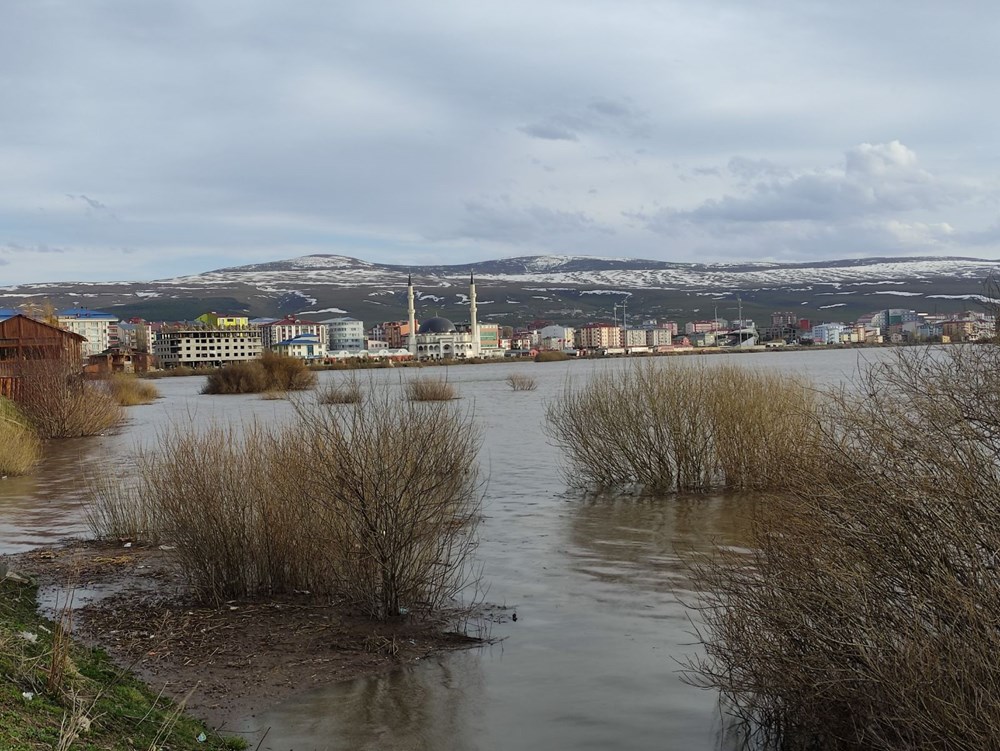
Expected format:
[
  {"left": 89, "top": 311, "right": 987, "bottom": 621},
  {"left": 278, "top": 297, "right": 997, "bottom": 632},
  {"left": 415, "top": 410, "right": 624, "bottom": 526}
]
[{"left": 407, "top": 273, "right": 483, "bottom": 360}]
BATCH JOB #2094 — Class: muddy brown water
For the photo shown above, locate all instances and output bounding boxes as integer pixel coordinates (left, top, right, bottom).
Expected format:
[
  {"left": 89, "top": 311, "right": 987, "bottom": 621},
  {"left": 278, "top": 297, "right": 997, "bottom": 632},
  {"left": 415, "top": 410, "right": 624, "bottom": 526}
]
[{"left": 0, "top": 349, "right": 887, "bottom": 750}]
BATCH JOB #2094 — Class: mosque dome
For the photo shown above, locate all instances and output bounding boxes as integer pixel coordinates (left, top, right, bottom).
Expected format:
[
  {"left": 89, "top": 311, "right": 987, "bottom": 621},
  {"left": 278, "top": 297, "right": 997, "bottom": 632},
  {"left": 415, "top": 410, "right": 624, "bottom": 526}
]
[{"left": 418, "top": 317, "right": 458, "bottom": 334}]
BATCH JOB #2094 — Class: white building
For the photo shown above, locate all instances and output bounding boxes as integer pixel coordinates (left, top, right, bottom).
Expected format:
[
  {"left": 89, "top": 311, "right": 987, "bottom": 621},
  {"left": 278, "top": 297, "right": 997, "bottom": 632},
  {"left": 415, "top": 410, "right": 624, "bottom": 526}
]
[
  {"left": 272, "top": 333, "right": 326, "bottom": 361},
  {"left": 153, "top": 328, "right": 262, "bottom": 368},
  {"left": 538, "top": 325, "right": 575, "bottom": 350},
  {"left": 809, "top": 323, "right": 848, "bottom": 345},
  {"left": 58, "top": 309, "right": 118, "bottom": 358},
  {"left": 407, "top": 273, "right": 486, "bottom": 360},
  {"left": 322, "top": 317, "right": 366, "bottom": 351},
  {"left": 259, "top": 316, "right": 327, "bottom": 350}
]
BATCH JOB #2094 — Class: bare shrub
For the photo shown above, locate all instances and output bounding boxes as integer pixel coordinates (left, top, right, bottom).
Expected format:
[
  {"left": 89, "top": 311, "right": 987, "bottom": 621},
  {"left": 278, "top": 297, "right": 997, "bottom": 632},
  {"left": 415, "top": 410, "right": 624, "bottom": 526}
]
[
  {"left": 295, "top": 390, "right": 482, "bottom": 619},
  {"left": 534, "top": 350, "right": 569, "bottom": 362},
  {"left": 104, "top": 373, "right": 159, "bottom": 406},
  {"left": 690, "top": 345, "right": 1000, "bottom": 749},
  {"left": 505, "top": 373, "right": 537, "bottom": 391},
  {"left": 202, "top": 353, "right": 317, "bottom": 394},
  {"left": 317, "top": 377, "right": 363, "bottom": 404},
  {"left": 0, "top": 397, "right": 40, "bottom": 475},
  {"left": 87, "top": 386, "right": 482, "bottom": 620},
  {"left": 12, "top": 358, "right": 125, "bottom": 439},
  {"left": 406, "top": 376, "right": 456, "bottom": 401},
  {"left": 260, "top": 351, "right": 318, "bottom": 391},
  {"left": 545, "top": 359, "right": 815, "bottom": 492}
]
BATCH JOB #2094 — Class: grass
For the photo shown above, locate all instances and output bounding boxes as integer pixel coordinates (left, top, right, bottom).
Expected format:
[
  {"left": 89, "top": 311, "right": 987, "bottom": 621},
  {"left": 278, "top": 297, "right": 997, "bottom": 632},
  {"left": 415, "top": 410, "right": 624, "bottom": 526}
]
[
  {"left": 0, "top": 398, "right": 41, "bottom": 476},
  {"left": 103, "top": 374, "right": 159, "bottom": 406},
  {"left": 406, "top": 376, "right": 456, "bottom": 401},
  {"left": 0, "top": 576, "right": 244, "bottom": 750}
]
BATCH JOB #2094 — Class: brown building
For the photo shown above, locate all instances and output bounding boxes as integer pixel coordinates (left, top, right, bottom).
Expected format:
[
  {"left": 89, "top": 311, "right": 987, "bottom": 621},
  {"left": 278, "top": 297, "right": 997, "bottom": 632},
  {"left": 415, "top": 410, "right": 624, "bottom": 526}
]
[{"left": 0, "top": 314, "right": 85, "bottom": 361}]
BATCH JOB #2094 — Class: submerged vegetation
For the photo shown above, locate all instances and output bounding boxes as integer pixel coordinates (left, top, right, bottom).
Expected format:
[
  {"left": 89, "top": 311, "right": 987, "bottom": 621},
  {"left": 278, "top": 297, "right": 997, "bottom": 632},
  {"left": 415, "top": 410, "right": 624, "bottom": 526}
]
[
  {"left": 406, "top": 376, "right": 457, "bottom": 402},
  {"left": 0, "top": 398, "right": 41, "bottom": 476},
  {"left": 11, "top": 358, "right": 124, "bottom": 440},
  {"left": 87, "top": 386, "right": 482, "bottom": 621},
  {"left": 104, "top": 373, "right": 159, "bottom": 406},
  {"left": 690, "top": 345, "right": 1000, "bottom": 749},
  {"left": 201, "top": 352, "right": 317, "bottom": 394},
  {"left": 545, "top": 359, "right": 816, "bottom": 492}
]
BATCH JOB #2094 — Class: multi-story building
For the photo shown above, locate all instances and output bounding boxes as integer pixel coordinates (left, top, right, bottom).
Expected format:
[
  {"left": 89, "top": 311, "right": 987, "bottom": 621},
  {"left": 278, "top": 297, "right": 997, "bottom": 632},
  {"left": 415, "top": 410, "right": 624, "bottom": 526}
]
[
  {"left": 685, "top": 319, "right": 727, "bottom": 335},
  {"left": 272, "top": 333, "right": 326, "bottom": 361},
  {"left": 809, "top": 323, "right": 848, "bottom": 345},
  {"left": 374, "top": 321, "right": 414, "bottom": 349},
  {"left": 644, "top": 326, "right": 673, "bottom": 347},
  {"left": 323, "top": 317, "right": 366, "bottom": 351},
  {"left": 116, "top": 318, "right": 154, "bottom": 352},
  {"left": 538, "top": 325, "right": 574, "bottom": 350},
  {"left": 258, "top": 315, "right": 327, "bottom": 350},
  {"left": 153, "top": 328, "right": 262, "bottom": 368},
  {"left": 771, "top": 312, "right": 798, "bottom": 327},
  {"left": 575, "top": 323, "right": 620, "bottom": 350},
  {"left": 57, "top": 309, "right": 118, "bottom": 358}
]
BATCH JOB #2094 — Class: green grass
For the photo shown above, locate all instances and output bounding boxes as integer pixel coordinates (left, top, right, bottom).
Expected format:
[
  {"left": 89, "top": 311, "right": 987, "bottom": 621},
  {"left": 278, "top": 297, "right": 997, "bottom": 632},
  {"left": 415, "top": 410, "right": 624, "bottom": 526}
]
[{"left": 0, "top": 577, "right": 245, "bottom": 751}]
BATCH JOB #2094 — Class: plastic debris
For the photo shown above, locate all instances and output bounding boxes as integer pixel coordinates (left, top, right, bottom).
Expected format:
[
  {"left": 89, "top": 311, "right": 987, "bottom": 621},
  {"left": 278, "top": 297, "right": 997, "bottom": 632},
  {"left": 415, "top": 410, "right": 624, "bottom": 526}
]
[
  {"left": 197, "top": 732, "right": 207, "bottom": 743},
  {"left": 18, "top": 631, "right": 38, "bottom": 643},
  {"left": 22, "top": 691, "right": 34, "bottom": 701}
]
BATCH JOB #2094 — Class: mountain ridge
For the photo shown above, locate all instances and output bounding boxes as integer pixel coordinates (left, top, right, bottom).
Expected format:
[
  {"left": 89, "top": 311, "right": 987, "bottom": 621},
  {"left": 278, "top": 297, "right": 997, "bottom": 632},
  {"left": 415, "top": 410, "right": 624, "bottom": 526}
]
[{"left": 3, "top": 253, "right": 998, "bottom": 327}]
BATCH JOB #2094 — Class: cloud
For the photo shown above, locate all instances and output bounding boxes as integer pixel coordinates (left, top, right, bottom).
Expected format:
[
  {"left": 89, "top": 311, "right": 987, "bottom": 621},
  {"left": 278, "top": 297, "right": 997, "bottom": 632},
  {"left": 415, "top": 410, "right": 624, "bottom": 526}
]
[
  {"left": 519, "top": 122, "right": 579, "bottom": 141},
  {"left": 678, "top": 141, "right": 955, "bottom": 225},
  {"left": 450, "top": 198, "right": 614, "bottom": 245}
]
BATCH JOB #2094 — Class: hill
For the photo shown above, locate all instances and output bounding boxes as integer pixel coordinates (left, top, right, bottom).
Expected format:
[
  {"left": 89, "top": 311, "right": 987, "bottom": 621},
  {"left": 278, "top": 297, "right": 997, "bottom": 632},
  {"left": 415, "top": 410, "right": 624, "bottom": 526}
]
[{"left": 2, "top": 254, "right": 998, "bottom": 327}]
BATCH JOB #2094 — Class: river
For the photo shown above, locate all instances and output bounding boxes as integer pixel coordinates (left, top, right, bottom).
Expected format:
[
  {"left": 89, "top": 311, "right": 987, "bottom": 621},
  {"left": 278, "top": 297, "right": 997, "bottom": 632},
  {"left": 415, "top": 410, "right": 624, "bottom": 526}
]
[{"left": 0, "top": 347, "right": 889, "bottom": 750}]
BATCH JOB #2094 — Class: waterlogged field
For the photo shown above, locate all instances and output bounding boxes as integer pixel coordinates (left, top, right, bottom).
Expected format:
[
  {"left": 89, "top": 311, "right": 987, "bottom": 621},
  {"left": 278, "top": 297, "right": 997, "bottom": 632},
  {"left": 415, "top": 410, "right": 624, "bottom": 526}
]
[{"left": 0, "top": 348, "right": 890, "bottom": 750}]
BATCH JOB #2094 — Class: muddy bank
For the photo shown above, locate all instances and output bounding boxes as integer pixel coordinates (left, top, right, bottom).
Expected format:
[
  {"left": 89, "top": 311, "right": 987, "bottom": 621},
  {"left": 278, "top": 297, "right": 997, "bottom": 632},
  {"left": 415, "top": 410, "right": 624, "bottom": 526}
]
[{"left": 9, "top": 541, "right": 485, "bottom": 732}]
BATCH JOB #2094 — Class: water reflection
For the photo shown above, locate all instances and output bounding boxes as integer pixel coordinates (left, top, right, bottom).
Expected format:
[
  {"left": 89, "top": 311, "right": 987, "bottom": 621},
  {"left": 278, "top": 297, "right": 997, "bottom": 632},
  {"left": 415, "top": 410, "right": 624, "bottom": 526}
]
[
  {"left": 241, "top": 652, "right": 486, "bottom": 751},
  {"left": 0, "top": 436, "right": 107, "bottom": 553}
]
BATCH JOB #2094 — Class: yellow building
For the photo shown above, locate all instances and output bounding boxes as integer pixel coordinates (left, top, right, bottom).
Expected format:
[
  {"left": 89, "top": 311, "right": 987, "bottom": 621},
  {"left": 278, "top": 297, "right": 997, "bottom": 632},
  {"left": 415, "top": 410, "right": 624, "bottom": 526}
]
[{"left": 196, "top": 312, "right": 250, "bottom": 329}]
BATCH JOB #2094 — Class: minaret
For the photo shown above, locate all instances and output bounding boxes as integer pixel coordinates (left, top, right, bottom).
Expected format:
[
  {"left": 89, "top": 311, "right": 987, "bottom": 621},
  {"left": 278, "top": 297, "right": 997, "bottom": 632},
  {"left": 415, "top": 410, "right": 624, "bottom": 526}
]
[
  {"left": 407, "top": 274, "right": 417, "bottom": 356},
  {"left": 469, "top": 271, "right": 480, "bottom": 357}
]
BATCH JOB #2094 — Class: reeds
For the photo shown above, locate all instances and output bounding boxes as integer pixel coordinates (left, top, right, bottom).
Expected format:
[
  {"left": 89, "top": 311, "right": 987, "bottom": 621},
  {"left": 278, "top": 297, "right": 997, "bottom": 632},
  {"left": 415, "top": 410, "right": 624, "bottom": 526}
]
[
  {"left": 201, "top": 352, "right": 317, "bottom": 394},
  {"left": 11, "top": 358, "right": 125, "bottom": 439},
  {"left": 506, "top": 373, "right": 537, "bottom": 391},
  {"left": 104, "top": 373, "right": 159, "bottom": 406},
  {"left": 0, "top": 397, "right": 40, "bottom": 475},
  {"left": 87, "top": 386, "right": 482, "bottom": 620},
  {"left": 317, "top": 377, "right": 363, "bottom": 404},
  {"left": 545, "top": 359, "right": 816, "bottom": 492},
  {"left": 406, "top": 376, "right": 456, "bottom": 401},
  {"left": 690, "top": 345, "right": 1000, "bottom": 749},
  {"left": 534, "top": 350, "right": 569, "bottom": 362}
]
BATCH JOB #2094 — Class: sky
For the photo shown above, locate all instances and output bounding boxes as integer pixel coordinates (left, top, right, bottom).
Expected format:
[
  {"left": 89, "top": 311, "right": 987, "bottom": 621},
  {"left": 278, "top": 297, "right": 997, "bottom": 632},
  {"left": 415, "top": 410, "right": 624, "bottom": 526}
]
[{"left": 2, "top": 0, "right": 1000, "bottom": 284}]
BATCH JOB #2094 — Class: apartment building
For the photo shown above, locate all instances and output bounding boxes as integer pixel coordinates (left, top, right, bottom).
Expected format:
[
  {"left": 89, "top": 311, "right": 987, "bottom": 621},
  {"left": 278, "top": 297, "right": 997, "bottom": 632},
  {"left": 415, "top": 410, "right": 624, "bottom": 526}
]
[{"left": 153, "top": 328, "right": 262, "bottom": 368}]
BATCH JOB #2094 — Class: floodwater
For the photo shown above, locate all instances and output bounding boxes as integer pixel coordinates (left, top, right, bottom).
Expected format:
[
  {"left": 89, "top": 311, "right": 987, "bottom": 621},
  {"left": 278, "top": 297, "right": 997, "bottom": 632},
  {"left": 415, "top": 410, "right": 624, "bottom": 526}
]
[{"left": 0, "top": 348, "right": 888, "bottom": 750}]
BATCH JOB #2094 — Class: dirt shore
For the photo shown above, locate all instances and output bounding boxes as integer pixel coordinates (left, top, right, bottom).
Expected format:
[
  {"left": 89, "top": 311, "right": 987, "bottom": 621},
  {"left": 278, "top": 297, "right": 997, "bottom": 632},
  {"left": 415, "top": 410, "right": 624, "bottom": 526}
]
[{"left": 9, "top": 541, "right": 484, "bottom": 733}]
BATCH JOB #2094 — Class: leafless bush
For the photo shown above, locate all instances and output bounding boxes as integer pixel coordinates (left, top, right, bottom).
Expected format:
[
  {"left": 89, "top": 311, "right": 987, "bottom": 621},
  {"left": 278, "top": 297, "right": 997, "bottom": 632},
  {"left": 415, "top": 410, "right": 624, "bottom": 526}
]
[
  {"left": 506, "top": 373, "right": 537, "bottom": 391},
  {"left": 0, "top": 397, "right": 40, "bottom": 475},
  {"left": 104, "top": 373, "right": 159, "bottom": 406},
  {"left": 12, "top": 358, "right": 125, "bottom": 439},
  {"left": 295, "top": 390, "right": 482, "bottom": 619},
  {"left": 317, "top": 377, "right": 363, "bottom": 404},
  {"left": 201, "top": 352, "right": 317, "bottom": 395},
  {"left": 87, "top": 386, "right": 482, "bottom": 620},
  {"left": 406, "top": 376, "right": 456, "bottom": 401},
  {"left": 545, "top": 360, "right": 815, "bottom": 492},
  {"left": 690, "top": 345, "right": 1000, "bottom": 749}
]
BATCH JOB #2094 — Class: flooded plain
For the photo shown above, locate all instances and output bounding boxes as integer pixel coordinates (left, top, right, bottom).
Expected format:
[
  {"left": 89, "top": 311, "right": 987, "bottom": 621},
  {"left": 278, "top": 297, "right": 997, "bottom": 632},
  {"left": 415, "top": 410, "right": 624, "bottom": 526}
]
[{"left": 0, "top": 348, "right": 886, "bottom": 750}]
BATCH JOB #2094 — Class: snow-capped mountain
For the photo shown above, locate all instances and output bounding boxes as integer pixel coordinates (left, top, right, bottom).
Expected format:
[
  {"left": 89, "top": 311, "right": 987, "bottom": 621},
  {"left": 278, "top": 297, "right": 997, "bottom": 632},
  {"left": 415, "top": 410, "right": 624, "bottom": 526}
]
[{"left": 2, "top": 254, "right": 998, "bottom": 326}]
